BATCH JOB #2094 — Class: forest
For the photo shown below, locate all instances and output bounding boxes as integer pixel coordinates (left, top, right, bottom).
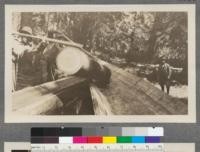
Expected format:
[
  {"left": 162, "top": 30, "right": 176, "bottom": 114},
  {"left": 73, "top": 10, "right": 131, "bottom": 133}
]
[{"left": 12, "top": 11, "right": 188, "bottom": 84}]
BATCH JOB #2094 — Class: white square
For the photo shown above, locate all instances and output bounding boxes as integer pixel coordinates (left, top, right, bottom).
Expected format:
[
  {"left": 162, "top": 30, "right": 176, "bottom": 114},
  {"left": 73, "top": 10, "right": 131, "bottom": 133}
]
[
  {"left": 148, "top": 127, "right": 164, "bottom": 136},
  {"left": 59, "top": 137, "right": 73, "bottom": 144}
]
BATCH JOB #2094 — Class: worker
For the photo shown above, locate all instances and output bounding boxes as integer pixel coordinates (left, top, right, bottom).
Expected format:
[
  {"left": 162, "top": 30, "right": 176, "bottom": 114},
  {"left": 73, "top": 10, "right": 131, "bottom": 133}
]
[
  {"left": 12, "top": 26, "right": 34, "bottom": 91},
  {"left": 12, "top": 26, "right": 47, "bottom": 91},
  {"left": 158, "top": 58, "right": 172, "bottom": 94}
]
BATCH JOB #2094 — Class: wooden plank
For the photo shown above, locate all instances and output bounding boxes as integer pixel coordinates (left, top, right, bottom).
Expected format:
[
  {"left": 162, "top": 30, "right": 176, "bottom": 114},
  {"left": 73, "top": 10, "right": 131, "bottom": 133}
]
[
  {"left": 12, "top": 76, "right": 94, "bottom": 115},
  {"left": 14, "top": 93, "right": 63, "bottom": 115},
  {"left": 13, "top": 77, "right": 85, "bottom": 109},
  {"left": 12, "top": 32, "right": 83, "bottom": 48},
  {"left": 97, "top": 60, "right": 187, "bottom": 115},
  {"left": 12, "top": 32, "right": 187, "bottom": 115}
]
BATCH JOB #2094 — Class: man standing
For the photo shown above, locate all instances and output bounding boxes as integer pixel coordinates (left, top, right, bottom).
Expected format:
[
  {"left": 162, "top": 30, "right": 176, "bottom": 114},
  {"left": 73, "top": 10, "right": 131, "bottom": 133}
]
[
  {"left": 12, "top": 26, "right": 34, "bottom": 91},
  {"left": 12, "top": 26, "right": 47, "bottom": 91},
  {"left": 158, "top": 58, "right": 172, "bottom": 94}
]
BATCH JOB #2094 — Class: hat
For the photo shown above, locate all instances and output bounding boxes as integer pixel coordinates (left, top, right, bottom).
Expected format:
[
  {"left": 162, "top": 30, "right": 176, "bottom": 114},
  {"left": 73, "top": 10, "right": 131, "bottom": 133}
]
[{"left": 19, "top": 26, "right": 33, "bottom": 35}]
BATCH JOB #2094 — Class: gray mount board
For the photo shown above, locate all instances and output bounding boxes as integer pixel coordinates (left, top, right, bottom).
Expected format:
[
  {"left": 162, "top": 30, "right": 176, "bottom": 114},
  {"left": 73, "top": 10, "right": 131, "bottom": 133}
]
[{"left": 0, "top": 0, "right": 200, "bottom": 152}]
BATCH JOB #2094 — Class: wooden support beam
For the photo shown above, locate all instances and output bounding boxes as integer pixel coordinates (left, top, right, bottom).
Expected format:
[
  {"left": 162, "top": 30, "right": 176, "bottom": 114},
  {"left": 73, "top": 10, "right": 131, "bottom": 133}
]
[
  {"left": 12, "top": 32, "right": 83, "bottom": 48},
  {"left": 12, "top": 76, "right": 94, "bottom": 115},
  {"left": 12, "top": 31, "right": 96, "bottom": 60}
]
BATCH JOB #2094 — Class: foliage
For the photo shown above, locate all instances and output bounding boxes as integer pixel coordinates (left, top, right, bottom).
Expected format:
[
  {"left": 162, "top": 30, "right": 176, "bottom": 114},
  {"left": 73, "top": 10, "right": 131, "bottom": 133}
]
[{"left": 19, "top": 11, "right": 187, "bottom": 68}]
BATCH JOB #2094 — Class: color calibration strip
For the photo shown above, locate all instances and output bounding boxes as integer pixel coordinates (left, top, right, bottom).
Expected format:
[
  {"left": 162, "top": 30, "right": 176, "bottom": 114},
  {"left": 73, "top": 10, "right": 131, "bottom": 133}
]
[
  {"left": 31, "top": 136, "right": 161, "bottom": 144},
  {"left": 31, "top": 127, "right": 163, "bottom": 144},
  {"left": 31, "top": 127, "right": 163, "bottom": 137}
]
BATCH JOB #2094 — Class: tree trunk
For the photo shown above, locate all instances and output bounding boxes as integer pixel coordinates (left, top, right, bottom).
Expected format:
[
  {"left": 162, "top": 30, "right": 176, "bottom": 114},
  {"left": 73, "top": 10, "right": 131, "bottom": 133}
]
[
  {"left": 146, "top": 13, "right": 159, "bottom": 62},
  {"left": 12, "top": 12, "right": 21, "bottom": 31}
]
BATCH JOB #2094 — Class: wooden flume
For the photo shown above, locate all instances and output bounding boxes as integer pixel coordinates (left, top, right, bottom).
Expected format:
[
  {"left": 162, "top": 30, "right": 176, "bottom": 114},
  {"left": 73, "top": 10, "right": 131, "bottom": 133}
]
[
  {"left": 12, "top": 31, "right": 111, "bottom": 115},
  {"left": 12, "top": 77, "right": 94, "bottom": 115},
  {"left": 11, "top": 31, "right": 187, "bottom": 116}
]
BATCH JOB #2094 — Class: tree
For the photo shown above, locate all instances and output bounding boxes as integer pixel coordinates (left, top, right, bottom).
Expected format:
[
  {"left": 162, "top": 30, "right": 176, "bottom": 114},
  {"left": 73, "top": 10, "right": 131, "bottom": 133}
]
[{"left": 17, "top": 11, "right": 188, "bottom": 67}]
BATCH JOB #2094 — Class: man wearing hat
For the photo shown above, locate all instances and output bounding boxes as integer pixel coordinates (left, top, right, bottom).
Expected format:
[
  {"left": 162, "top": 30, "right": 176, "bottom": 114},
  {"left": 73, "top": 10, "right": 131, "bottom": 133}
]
[
  {"left": 12, "top": 26, "right": 34, "bottom": 91},
  {"left": 157, "top": 58, "right": 172, "bottom": 94},
  {"left": 12, "top": 26, "right": 47, "bottom": 91}
]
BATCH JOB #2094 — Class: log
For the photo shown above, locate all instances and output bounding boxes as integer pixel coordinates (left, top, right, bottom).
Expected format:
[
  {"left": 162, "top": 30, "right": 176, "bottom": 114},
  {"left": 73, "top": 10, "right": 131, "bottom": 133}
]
[
  {"left": 56, "top": 46, "right": 89, "bottom": 75},
  {"left": 12, "top": 32, "right": 83, "bottom": 48},
  {"left": 12, "top": 32, "right": 112, "bottom": 86},
  {"left": 54, "top": 46, "right": 111, "bottom": 87},
  {"left": 12, "top": 76, "right": 94, "bottom": 115}
]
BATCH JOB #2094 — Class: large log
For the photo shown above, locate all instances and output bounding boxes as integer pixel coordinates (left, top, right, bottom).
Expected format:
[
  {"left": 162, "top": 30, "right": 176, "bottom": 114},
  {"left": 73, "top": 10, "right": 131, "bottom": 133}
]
[
  {"left": 49, "top": 46, "right": 111, "bottom": 88},
  {"left": 12, "top": 32, "right": 111, "bottom": 86},
  {"left": 12, "top": 76, "right": 94, "bottom": 115},
  {"left": 55, "top": 46, "right": 89, "bottom": 75}
]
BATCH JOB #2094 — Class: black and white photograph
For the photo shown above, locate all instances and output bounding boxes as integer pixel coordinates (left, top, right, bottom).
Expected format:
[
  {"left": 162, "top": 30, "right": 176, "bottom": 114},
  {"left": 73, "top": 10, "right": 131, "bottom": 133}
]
[{"left": 5, "top": 5, "right": 196, "bottom": 122}]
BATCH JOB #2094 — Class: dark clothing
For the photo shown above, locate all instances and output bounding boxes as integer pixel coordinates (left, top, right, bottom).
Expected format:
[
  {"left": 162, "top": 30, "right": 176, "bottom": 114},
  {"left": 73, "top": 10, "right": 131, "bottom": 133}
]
[
  {"left": 158, "top": 63, "right": 172, "bottom": 94},
  {"left": 12, "top": 40, "right": 48, "bottom": 91}
]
